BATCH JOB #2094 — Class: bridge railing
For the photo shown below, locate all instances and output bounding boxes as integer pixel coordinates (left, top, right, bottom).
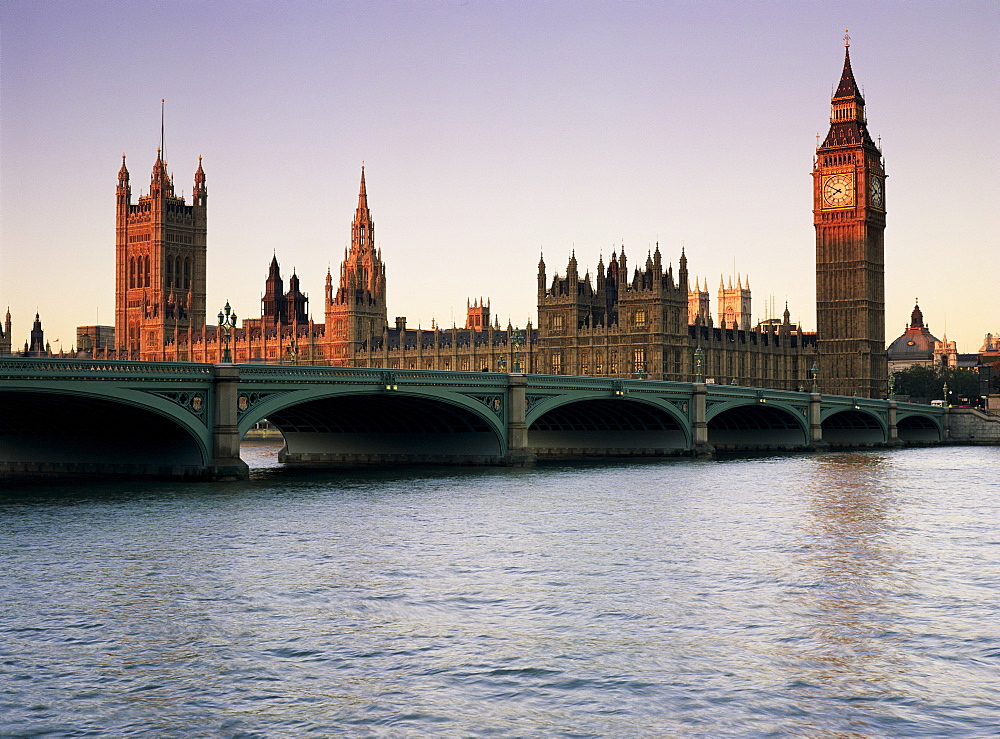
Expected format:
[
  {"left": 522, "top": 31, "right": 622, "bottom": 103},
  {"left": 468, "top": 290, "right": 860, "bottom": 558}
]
[{"left": 0, "top": 357, "right": 214, "bottom": 380}]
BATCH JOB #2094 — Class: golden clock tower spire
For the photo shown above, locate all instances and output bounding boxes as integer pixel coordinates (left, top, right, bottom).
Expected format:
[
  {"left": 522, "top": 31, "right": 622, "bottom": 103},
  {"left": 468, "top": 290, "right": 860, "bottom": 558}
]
[{"left": 813, "top": 36, "right": 887, "bottom": 398}]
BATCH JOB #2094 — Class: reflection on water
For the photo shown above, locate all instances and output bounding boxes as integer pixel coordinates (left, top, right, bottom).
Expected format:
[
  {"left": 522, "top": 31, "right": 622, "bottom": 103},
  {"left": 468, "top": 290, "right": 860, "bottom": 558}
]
[{"left": 788, "top": 453, "right": 910, "bottom": 733}]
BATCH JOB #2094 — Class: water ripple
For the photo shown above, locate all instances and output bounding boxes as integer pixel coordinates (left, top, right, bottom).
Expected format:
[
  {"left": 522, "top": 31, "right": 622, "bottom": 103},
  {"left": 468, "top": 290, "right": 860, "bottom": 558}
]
[{"left": 1, "top": 446, "right": 999, "bottom": 736}]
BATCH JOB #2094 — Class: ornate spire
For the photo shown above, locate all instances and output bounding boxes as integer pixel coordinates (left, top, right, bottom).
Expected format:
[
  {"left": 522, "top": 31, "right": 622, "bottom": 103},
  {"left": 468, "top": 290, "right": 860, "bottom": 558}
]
[
  {"left": 910, "top": 300, "right": 924, "bottom": 329},
  {"left": 352, "top": 165, "right": 374, "bottom": 255},
  {"left": 834, "top": 30, "right": 863, "bottom": 102}
]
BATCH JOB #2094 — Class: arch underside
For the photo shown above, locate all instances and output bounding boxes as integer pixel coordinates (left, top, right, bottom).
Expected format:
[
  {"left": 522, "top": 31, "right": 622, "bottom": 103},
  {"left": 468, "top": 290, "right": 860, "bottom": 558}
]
[
  {"left": 708, "top": 404, "right": 807, "bottom": 450},
  {"left": 528, "top": 399, "right": 688, "bottom": 457},
  {"left": 0, "top": 391, "right": 206, "bottom": 477},
  {"left": 822, "top": 409, "right": 887, "bottom": 446},
  {"left": 896, "top": 414, "right": 941, "bottom": 442},
  {"left": 265, "top": 394, "right": 504, "bottom": 465}
]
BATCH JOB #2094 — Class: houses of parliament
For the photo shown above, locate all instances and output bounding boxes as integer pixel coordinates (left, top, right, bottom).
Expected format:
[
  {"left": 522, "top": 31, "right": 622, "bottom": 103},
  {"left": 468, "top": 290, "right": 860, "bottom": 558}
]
[{"left": 5, "top": 42, "right": 888, "bottom": 398}]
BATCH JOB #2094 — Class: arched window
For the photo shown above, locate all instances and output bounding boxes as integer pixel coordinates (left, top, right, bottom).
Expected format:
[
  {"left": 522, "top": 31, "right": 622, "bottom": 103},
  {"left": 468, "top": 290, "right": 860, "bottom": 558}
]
[
  {"left": 166, "top": 256, "right": 174, "bottom": 288},
  {"left": 128, "top": 257, "right": 135, "bottom": 288},
  {"left": 144, "top": 255, "right": 150, "bottom": 287}
]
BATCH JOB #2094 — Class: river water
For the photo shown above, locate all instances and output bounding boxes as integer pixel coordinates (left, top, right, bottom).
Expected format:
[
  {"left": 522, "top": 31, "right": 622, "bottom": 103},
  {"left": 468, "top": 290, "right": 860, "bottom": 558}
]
[{"left": 1, "top": 443, "right": 998, "bottom": 737}]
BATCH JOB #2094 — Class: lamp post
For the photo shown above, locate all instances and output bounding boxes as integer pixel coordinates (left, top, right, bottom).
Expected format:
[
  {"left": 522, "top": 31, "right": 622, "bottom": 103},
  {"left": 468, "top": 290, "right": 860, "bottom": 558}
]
[
  {"left": 694, "top": 347, "right": 704, "bottom": 383},
  {"left": 810, "top": 360, "right": 819, "bottom": 394},
  {"left": 888, "top": 372, "right": 895, "bottom": 401},
  {"left": 511, "top": 329, "right": 524, "bottom": 373},
  {"left": 218, "top": 301, "right": 237, "bottom": 363},
  {"left": 943, "top": 381, "right": 950, "bottom": 408},
  {"left": 286, "top": 335, "right": 299, "bottom": 365}
]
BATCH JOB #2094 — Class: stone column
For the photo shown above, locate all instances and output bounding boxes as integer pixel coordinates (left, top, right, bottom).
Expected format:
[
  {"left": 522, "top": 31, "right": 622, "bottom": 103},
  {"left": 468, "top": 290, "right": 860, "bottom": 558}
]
[
  {"left": 887, "top": 400, "right": 903, "bottom": 446},
  {"left": 691, "top": 382, "right": 712, "bottom": 457},
  {"left": 211, "top": 364, "right": 249, "bottom": 480},
  {"left": 808, "top": 392, "right": 826, "bottom": 448},
  {"left": 506, "top": 374, "right": 535, "bottom": 466}
]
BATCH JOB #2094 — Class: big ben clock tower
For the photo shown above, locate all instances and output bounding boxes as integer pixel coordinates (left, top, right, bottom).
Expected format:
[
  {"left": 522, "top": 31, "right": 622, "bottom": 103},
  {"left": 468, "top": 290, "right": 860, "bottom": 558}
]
[{"left": 813, "top": 32, "right": 887, "bottom": 398}]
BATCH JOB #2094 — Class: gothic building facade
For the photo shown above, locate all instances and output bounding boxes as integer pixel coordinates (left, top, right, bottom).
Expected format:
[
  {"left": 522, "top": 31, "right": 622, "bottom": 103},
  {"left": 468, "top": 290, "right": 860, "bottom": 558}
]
[
  {"left": 114, "top": 150, "right": 207, "bottom": 359},
  {"left": 87, "top": 41, "right": 885, "bottom": 397}
]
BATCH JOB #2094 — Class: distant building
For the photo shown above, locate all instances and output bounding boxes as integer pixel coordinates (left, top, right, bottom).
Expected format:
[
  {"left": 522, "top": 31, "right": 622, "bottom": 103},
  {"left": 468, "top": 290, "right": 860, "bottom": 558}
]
[
  {"left": 76, "top": 325, "right": 116, "bottom": 355},
  {"left": 887, "top": 302, "right": 940, "bottom": 372},
  {"left": 23, "top": 313, "right": 50, "bottom": 357},
  {"left": 0, "top": 308, "right": 10, "bottom": 356}
]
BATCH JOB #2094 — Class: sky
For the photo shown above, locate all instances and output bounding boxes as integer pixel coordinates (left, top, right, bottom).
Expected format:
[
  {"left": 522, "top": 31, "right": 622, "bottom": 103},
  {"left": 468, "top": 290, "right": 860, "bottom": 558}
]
[{"left": 1, "top": 0, "right": 998, "bottom": 355}]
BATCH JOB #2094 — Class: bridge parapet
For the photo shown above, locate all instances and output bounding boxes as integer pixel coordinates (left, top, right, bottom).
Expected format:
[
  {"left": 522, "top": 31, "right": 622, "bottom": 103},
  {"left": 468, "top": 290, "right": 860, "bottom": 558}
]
[{"left": 0, "top": 358, "right": 213, "bottom": 380}]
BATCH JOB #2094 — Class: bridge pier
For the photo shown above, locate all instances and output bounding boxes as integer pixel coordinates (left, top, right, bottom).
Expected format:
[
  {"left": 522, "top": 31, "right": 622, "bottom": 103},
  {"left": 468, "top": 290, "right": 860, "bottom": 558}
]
[
  {"left": 506, "top": 374, "right": 536, "bottom": 466},
  {"left": 809, "top": 393, "right": 829, "bottom": 450},
  {"left": 211, "top": 365, "right": 250, "bottom": 480},
  {"left": 691, "top": 383, "right": 714, "bottom": 457}
]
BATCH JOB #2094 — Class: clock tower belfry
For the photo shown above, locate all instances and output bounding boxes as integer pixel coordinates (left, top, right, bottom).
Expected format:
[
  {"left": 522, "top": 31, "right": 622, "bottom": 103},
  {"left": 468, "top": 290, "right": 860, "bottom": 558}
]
[{"left": 813, "top": 33, "right": 887, "bottom": 398}]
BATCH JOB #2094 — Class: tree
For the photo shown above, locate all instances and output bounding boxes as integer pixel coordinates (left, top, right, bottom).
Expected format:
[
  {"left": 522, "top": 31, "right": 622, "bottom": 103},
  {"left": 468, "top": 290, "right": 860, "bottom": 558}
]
[{"left": 891, "top": 365, "right": 980, "bottom": 404}]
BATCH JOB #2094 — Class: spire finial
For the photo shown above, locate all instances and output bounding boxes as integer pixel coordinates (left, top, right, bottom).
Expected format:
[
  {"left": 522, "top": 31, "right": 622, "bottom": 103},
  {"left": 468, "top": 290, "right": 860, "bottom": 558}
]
[
  {"left": 160, "top": 99, "right": 165, "bottom": 160},
  {"left": 844, "top": 29, "right": 850, "bottom": 48}
]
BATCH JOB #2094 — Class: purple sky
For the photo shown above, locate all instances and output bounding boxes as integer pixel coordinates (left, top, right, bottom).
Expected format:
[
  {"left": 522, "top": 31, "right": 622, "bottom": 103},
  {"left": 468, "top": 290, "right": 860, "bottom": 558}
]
[{"left": 2, "top": 0, "right": 998, "bottom": 354}]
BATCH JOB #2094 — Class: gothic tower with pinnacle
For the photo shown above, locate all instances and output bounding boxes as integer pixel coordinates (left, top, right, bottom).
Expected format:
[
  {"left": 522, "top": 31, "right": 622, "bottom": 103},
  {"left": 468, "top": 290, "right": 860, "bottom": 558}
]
[
  {"left": 325, "top": 167, "right": 388, "bottom": 365},
  {"left": 115, "top": 149, "right": 207, "bottom": 359},
  {"left": 813, "top": 34, "right": 887, "bottom": 398}
]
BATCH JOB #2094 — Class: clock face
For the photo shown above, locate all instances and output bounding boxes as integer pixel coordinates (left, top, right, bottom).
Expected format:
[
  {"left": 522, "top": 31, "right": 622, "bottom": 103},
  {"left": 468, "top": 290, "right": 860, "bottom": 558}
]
[
  {"left": 869, "top": 176, "right": 884, "bottom": 208},
  {"left": 822, "top": 173, "right": 855, "bottom": 207}
]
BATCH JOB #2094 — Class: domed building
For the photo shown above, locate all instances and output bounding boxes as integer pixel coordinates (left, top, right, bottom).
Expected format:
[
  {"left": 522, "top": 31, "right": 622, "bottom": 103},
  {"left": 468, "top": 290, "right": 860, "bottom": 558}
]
[{"left": 887, "top": 302, "right": 947, "bottom": 372}]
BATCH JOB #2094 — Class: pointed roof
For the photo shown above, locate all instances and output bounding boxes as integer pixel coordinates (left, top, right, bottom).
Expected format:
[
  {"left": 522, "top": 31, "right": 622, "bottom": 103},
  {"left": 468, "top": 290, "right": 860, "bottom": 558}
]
[
  {"left": 819, "top": 33, "right": 879, "bottom": 151},
  {"left": 834, "top": 43, "right": 864, "bottom": 102},
  {"left": 357, "top": 165, "right": 369, "bottom": 212},
  {"left": 910, "top": 300, "right": 924, "bottom": 328}
]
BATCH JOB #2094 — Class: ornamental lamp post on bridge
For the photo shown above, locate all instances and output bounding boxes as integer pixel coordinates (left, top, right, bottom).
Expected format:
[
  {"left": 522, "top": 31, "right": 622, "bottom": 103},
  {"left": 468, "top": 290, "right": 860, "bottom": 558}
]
[
  {"left": 511, "top": 329, "right": 525, "bottom": 373},
  {"left": 888, "top": 372, "right": 896, "bottom": 401},
  {"left": 218, "top": 301, "right": 237, "bottom": 363},
  {"left": 810, "top": 360, "right": 820, "bottom": 394},
  {"left": 694, "top": 347, "right": 704, "bottom": 383}
]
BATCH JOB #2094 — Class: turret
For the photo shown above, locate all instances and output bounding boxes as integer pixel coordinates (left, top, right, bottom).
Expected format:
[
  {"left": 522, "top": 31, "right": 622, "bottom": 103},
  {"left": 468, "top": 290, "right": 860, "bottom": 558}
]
[
  {"left": 193, "top": 155, "right": 207, "bottom": 207},
  {"left": 117, "top": 155, "right": 131, "bottom": 208},
  {"left": 537, "top": 251, "right": 547, "bottom": 303}
]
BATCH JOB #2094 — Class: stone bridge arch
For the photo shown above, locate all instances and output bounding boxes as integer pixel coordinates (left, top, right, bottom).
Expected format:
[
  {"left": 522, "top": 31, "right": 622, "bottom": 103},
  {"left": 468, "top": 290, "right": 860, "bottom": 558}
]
[
  {"left": 0, "top": 386, "right": 211, "bottom": 478},
  {"left": 237, "top": 385, "right": 509, "bottom": 465},
  {"left": 895, "top": 411, "right": 943, "bottom": 442},
  {"left": 820, "top": 407, "right": 888, "bottom": 446},
  {"left": 525, "top": 392, "right": 691, "bottom": 457},
  {"left": 706, "top": 399, "right": 809, "bottom": 451}
]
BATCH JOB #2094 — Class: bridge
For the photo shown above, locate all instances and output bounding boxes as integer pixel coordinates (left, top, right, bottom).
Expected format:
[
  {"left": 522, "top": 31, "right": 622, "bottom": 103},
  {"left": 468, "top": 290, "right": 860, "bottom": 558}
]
[{"left": 0, "top": 358, "right": 945, "bottom": 481}]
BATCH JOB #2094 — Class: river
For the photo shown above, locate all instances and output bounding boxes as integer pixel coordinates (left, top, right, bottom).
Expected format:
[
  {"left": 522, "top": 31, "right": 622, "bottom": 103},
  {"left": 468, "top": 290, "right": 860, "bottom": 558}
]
[{"left": 1, "top": 443, "right": 998, "bottom": 737}]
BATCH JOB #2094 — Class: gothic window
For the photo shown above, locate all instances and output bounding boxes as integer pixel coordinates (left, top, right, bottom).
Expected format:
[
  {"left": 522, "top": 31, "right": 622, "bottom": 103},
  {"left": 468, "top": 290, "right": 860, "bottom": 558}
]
[
  {"left": 183, "top": 258, "right": 191, "bottom": 289},
  {"left": 552, "top": 314, "right": 564, "bottom": 333},
  {"left": 166, "top": 256, "right": 174, "bottom": 288},
  {"left": 580, "top": 355, "right": 589, "bottom": 376},
  {"left": 128, "top": 257, "right": 135, "bottom": 288},
  {"left": 595, "top": 352, "right": 604, "bottom": 375},
  {"left": 143, "top": 255, "right": 150, "bottom": 287},
  {"left": 635, "top": 310, "right": 646, "bottom": 328},
  {"left": 610, "top": 351, "right": 619, "bottom": 375},
  {"left": 550, "top": 353, "right": 562, "bottom": 374},
  {"left": 633, "top": 348, "right": 646, "bottom": 375}
]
